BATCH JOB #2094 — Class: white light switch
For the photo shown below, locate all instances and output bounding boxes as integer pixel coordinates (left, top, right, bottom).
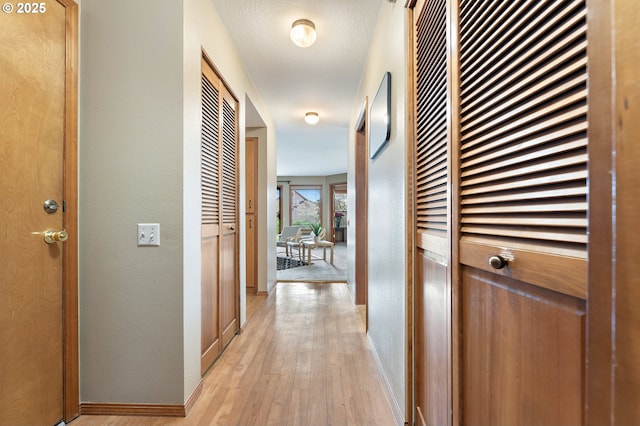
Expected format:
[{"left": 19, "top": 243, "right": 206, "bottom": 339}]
[{"left": 137, "top": 223, "right": 160, "bottom": 246}]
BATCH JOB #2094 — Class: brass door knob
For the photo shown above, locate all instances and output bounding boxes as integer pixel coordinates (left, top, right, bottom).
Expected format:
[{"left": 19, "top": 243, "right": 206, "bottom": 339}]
[
  {"left": 488, "top": 255, "right": 507, "bottom": 270},
  {"left": 44, "top": 229, "right": 68, "bottom": 244}
]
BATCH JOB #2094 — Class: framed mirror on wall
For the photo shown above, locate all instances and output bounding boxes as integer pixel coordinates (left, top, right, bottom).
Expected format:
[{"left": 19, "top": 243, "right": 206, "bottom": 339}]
[{"left": 369, "top": 71, "right": 391, "bottom": 159}]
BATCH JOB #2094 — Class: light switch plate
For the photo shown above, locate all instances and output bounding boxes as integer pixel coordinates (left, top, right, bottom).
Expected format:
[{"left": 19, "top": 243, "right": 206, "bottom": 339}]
[{"left": 137, "top": 223, "right": 160, "bottom": 246}]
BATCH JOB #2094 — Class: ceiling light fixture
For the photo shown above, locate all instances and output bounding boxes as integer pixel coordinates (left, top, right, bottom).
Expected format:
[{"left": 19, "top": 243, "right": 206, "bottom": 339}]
[
  {"left": 305, "top": 112, "right": 319, "bottom": 125},
  {"left": 290, "top": 19, "right": 317, "bottom": 48}
]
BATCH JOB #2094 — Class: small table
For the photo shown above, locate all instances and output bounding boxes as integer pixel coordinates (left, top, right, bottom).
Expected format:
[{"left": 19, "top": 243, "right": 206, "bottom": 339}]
[
  {"left": 286, "top": 240, "right": 305, "bottom": 261},
  {"left": 301, "top": 240, "right": 334, "bottom": 266}
]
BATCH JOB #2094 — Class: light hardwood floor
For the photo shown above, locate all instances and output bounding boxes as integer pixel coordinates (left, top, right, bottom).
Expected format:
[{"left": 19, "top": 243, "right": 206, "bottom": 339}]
[{"left": 71, "top": 283, "right": 397, "bottom": 425}]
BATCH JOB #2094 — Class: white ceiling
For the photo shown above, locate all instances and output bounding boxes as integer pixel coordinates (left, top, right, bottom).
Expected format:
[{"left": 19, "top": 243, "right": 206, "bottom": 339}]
[{"left": 210, "top": 0, "right": 384, "bottom": 176}]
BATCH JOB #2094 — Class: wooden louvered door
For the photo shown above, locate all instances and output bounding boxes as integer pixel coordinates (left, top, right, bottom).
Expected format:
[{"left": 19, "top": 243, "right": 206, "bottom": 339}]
[
  {"left": 410, "top": 0, "right": 452, "bottom": 425},
  {"left": 457, "top": 1, "right": 587, "bottom": 424},
  {"left": 201, "top": 57, "right": 239, "bottom": 374},
  {"left": 219, "top": 87, "right": 239, "bottom": 350}
]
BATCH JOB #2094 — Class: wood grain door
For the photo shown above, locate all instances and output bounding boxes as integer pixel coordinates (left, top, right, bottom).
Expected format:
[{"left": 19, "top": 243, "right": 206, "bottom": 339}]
[
  {"left": 410, "top": 1, "right": 452, "bottom": 425},
  {"left": 457, "top": 1, "right": 587, "bottom": 424},
  {"left": 219, "top": 87, "right": 238, "bottom": 349},
  {"left": 354, "top": 104, "right": 368, "bottom": 309},
  {"left": 409, "top": 1, "right": 589, "bottom": 424},
  {"left": 0, "top": 1, "right": 78, "bottom": 423},
  {"left": 245, "top": 137, "right": 258, "bottom": 293},
  {"left": 201, "top": 58, "right": 221, "bottom": 373},
  {"left": 201, "top": 56, "right": 239, "bottom": 374}
]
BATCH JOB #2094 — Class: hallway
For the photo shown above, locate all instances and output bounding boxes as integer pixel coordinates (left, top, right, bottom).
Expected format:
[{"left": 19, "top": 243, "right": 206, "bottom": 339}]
[{"left": 72, "top": 283, "right": 397, "bottom": 425}]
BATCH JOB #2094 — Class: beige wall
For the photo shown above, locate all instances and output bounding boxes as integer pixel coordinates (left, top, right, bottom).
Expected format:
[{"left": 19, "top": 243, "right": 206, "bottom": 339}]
[
  {"left": 347, "top": 1, "right": 408, "bottom": 419},
  {"left": 80, "top": 0, "right": 277, "bottom": 405}
]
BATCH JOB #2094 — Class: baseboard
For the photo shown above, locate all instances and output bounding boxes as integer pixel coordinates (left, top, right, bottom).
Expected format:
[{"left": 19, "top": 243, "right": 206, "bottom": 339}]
[
  {"left": 367, "top": 332, "right": 406, "bottom": 425},
  {"left": 256, "top": 290, "right": 268, "bottom": 295},
  {"left": 80, "top": 402, "right": 184, "bottom": 416},
  {"left": 184, "top": 379, "right": 204, "bottom": 415},
  {"left": 80, "top": 380, "right": 203, "bottom": 417},
  {"left": 277, "top": 279, "right": 348, "bottom": 284}
]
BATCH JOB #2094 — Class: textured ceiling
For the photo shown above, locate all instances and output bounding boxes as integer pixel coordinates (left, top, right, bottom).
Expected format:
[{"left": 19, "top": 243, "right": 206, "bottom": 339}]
[{"left": 211, "top": 0, "right": 383, "bottom": 176}]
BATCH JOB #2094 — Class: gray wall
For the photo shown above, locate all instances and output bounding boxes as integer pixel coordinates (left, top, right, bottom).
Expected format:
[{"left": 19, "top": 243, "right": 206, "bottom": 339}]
[
  {"left": 80, "top": 0, "right": 277, "bottom": 404},
  {"left": 79, "top": 0, "right": 185, "bottom": 404}
]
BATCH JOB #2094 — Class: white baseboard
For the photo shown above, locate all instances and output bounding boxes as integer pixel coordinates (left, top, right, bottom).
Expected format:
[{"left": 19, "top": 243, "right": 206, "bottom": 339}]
[{"left": 367, "top": 331, "right": 406, "bottom": 425}]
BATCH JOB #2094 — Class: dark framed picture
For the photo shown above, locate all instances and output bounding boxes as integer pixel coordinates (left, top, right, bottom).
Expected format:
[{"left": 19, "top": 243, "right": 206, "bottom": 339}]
[{"left": 369, "top": 71, "right": 391, "bottom": 159}]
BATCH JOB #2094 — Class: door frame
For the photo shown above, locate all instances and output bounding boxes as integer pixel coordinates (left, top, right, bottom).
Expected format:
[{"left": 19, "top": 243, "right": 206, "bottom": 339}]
[
  {"left": 60, "top": 0, "right": 80, "bottom": 420},
  {"left": 329, "top": 182, "right": 347, "bottom": 243},
  {"left": 354, "top": 100, "right": 368, "bottom": 320},
  {"left": 586, "top": 1, "right": 640, "bottom": 422}
]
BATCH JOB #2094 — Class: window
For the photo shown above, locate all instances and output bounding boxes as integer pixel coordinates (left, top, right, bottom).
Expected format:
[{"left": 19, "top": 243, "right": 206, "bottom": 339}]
[
  {"left": 333, "top": 184, "right": 347, "bottom": 228},
  {"left": 276, "top": 185, "right": 282, "bottom": 234},
  {"left": 289, "top": 185, "right": 322, "bottom": 227}
]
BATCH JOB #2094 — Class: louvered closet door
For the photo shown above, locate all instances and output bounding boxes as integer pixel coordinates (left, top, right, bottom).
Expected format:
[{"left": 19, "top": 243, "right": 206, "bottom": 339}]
[
  {"left": 219, "top": 85, "right": 239, "bottom": 350},
  {"left": 457, "top": 1, "right": 587, "bottom": 424},
  {"left": 200, "top": 57, "right": 239, "bottom": 374},
  {"left": 411, "top": 0, "right": 452, "bottom": 425}
]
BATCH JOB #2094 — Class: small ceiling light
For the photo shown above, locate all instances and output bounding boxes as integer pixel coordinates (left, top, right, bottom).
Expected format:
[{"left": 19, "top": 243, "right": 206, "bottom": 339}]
[
  {"left": 305, "top": 112, "right": 319, "bottom": 125},
  {"left": 290, "top": 19, "right": 317, "bottom": 48}
]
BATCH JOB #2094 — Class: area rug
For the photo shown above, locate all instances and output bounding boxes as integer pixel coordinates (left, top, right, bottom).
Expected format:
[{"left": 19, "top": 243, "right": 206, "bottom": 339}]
[{"left": 277, "top": 256, "right": 308, "bottom": 270}]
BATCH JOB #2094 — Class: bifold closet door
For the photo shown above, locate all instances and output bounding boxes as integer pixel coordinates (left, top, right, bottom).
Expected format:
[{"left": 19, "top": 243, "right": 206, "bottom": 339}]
[
  {"left": 201, "top": 57, "right": 239, "bottom": 374},
  {"left": 457, "top": 1, "right": 588, "bottom": 424},
  {"left": 411, "top": 0, "right": 452, "bottom": 425}
]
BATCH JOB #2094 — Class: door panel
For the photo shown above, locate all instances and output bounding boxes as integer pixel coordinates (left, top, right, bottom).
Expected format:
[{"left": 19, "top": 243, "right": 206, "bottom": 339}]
[
  {"left": 410, "top": 0, "right": 451, "bottom": 424},
  {"left": 0, "top": 1, "right": 68, "bottom": 423},
  {"left": 220, "top": 231, "right": 237, "bottom": 348},
  {"left": 415, "top": 250, "right": 449, "bottom": 426},
  {"left": 457, "top": 1, "right": 588, "bottom": 424},
  {"left": 219, "top": 86, "right": 238, "bottom": 350},
  {"left": 409, "top": 0, "right": 589, "bottom": 424},
  {"left": 200, "top": 56, "right": 238, "bottom": 374},
  {"left": 245, "top": 137, "right": 257, "bottom": 292},
  {"left": 201, "top": 226, "right": 220, "bottom": 373},
  {"left": 354, "top": 111, "right": 368, "bottom": 307},
  {"left": 245, "top": 216, "right": 256, "bottom": 292},
  {"left": 201, "top": 59, "right": 222, "bottom": 373},
  {"left": 462, "top": 267, "right": 585, "bottom": 425}
]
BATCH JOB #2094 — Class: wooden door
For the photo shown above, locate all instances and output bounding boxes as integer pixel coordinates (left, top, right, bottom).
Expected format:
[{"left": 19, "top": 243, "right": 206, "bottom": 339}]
[
  {"left": 245, "top": 137, "right": 258, "bottom": 293},
  {"left": 457, "top": 1, "right": 587, "bottom": 424},
  {"left": 201, "top": 58, "right": 221, "bottom": 373},
  {"left": 201, "top": 56, "right": 239, "bottom": 373},
  {"left": 219, "top": 87, "right": 238, "bottom": 349},
  {"left": 354, "top": 104, "right": 368, "bottom": 308},
  {"left": 0, "top": 1, "right": 78, "bottom": 423},
  {"left": 409, "top": 1, "right": 452, "bottom": 425}
]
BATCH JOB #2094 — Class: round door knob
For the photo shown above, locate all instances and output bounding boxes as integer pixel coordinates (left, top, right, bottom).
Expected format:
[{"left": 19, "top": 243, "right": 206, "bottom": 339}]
[
  {"left": 489, "top": 255, "right": 507, "bottom": 270},
  {"left": 44, "top": 229, "right": 68, "bottom": 244}
]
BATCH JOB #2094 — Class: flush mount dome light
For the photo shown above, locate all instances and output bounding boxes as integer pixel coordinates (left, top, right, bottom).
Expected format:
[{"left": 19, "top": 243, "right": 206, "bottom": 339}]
[
  {"left": 290, "top": 19, "right": 317, "bottom": 48},
  {"left": 305, "top": 112, "right": 319, "bottom": 125}
]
